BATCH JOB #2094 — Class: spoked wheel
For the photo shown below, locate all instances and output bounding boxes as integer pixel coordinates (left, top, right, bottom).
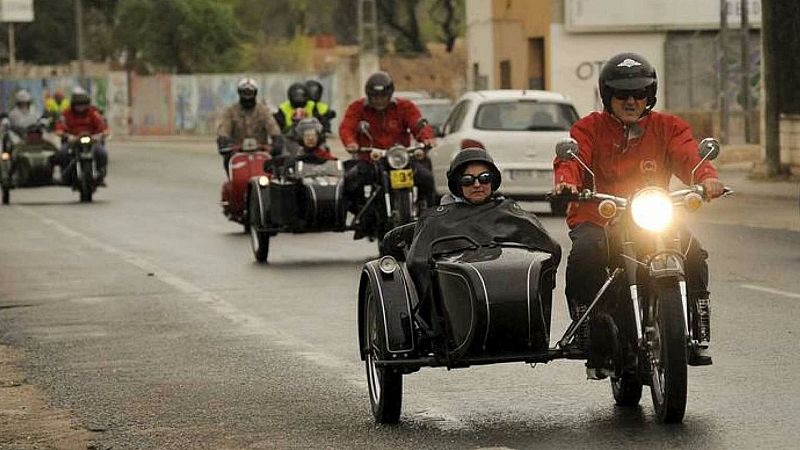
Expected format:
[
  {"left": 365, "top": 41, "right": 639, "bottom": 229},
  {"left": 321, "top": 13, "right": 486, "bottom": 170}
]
[
  {"left": 248, "top": 193, "right": 270, "bottom": 262},
  {"left": 648, "top": 283, "right": 688, "bottom": 423},
  {"left": 364, "top": 290, "right": 402, "bottom": 423}
]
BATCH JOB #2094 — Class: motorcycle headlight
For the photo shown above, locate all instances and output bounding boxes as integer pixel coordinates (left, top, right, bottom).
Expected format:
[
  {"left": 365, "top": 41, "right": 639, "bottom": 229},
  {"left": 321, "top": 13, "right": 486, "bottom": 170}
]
[
  {"left": 386, "top": 147, "right": 410, "bottom": 170},
  {"left": 79, "top": 136, "right": 92, "bottom": 144},
  {"left": 631, "top": 188, "right": 673, "bottom": 232},
  {"left": 1, "top": 152, "right": 10, "bottom": 161}
]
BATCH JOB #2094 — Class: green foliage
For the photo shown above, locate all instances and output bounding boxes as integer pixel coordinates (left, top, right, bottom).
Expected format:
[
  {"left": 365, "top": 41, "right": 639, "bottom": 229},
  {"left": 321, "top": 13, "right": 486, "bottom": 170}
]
[
  {"left": 114, "top": 0, "right": 241, "bottom": 73},
  {"left": 12, "top": 0, "right": 76, "bottom": 64},
  {"left": 242, "top": 33, "right": 313, "bottom": 72}
]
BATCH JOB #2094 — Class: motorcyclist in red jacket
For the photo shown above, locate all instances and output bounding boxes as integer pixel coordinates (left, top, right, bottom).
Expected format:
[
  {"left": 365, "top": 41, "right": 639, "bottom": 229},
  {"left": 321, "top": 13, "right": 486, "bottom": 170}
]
[
  {"left": 339, "top": 71, "right": 437, "bottom": 230},
  {"left": 54, "top": 88, "right": 109, "bottom": 185},
  {"left": 553, "top": 53, "right": 724, "bottom": 376}
]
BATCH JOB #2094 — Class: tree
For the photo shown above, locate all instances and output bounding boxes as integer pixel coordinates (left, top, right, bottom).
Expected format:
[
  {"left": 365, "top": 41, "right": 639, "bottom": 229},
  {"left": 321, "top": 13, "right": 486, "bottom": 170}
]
[
  {"left": 114, "top": 0, "right": 241, "bottom": 73},
  {"left": 429, "top": 0, "right": 463, "bottom": 52},
  {"left": 376, "top": 0, "right": 427, "bottom": 54}
]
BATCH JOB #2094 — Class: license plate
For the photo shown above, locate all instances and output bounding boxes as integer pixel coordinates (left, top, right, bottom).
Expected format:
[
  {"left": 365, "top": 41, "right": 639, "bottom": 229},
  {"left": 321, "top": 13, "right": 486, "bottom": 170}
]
[{"left": 389, "top": 169, "right": 414, "bottom": 189}]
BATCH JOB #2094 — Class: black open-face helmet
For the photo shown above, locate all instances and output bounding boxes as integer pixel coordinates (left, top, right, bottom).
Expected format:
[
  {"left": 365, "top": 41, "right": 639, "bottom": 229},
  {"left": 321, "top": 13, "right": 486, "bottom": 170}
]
[
  {"left": 598, "top": 52, "right": 657, "bottom": 112},
  {"left": 446, "top": 148, "right": 502, "bottom": 197},
  {"left": 305, "top": 80, "right": 323, "bottom": 102},
  {"left": 364, "top": 71, "right": 394, "bottom": 98},
  {"left": 287, "top": 82, "right": 309, "bottom": 108}
]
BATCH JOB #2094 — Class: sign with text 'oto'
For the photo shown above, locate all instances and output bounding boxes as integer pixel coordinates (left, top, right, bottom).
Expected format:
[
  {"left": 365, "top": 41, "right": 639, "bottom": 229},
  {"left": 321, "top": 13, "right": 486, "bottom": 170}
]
[{"left": 0, "top": 0, "right": 33, "bottom": 22}]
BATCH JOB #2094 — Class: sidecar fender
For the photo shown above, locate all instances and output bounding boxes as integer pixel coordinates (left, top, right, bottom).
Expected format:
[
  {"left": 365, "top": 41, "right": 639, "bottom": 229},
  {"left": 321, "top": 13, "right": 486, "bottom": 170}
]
[
  {"left": 247, "top": 178, "right": 271, "bottom": 227},
  {"left": 358, "top": 260, "right": 417, "bottom": 360}
]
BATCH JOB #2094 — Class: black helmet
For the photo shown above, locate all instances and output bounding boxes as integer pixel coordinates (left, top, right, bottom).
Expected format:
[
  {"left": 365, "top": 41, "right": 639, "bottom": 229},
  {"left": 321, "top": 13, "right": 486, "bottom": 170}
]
[
  {"left": 446, "top": 148, "right": 502, "bottom": 197},
  {"left": 305, "top": 80, "right": 323, "bottom": 102},
  {"left": 364, "top": 71, "right": 394, "bottom": 98},
  {"left": 598, "top": 52, "right": 657, "bottom": 112},
  {"left": 70, "top": 87, "right": 90, "bottom": 108},
  {"left": 287, "top": 82, "right": 309, "bottom": 108}
]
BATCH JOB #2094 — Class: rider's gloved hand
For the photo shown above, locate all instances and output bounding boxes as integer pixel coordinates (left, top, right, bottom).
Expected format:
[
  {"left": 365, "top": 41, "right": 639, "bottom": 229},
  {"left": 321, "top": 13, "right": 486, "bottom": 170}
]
[
  {"left": 345, "top": 143, "right": 359, "bottom": 154},
  {"left": 701, "top": 177, "right": 724, "bottom": 201},
  {"left": 422, "top": 137, "right": 437, "bottom": 148},
  {"left": 216, "top": 136, "right": 231, "bottom": 154},
  {"left": 554, "top": 182, "right": 579, "bottom": 195}
]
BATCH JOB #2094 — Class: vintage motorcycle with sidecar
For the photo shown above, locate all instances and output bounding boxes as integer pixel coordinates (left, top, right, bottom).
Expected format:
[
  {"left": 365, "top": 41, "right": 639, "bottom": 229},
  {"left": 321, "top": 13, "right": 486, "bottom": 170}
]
[
  {"left": 357, "top": 137, "right": 729, "bottom": 424},
  {"left": 0, "top": 117, "right": 100, "bottom": 204}
]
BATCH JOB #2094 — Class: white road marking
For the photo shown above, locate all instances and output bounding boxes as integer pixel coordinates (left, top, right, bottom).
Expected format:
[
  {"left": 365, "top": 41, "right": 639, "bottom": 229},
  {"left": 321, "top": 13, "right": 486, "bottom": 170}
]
[
  {"left": 741, "top": 284, "right": 800, "bottom": 299},
  {"left": 15, "top": 205, "right": 465, "bottom": 429}
]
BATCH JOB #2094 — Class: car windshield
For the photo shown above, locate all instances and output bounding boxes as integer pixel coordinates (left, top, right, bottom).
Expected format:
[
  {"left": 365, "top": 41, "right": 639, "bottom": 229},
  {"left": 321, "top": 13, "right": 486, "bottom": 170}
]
[
  {"left": 417, "top": 103, "right": 453, "bottom": 127},
  {"left": 473, "top": 101, "right": 578, "bottom": 131}
]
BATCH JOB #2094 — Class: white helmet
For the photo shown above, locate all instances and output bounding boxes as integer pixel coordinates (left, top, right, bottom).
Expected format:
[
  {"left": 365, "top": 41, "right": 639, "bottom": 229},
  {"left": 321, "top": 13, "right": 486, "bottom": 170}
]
[
  {"left": 237, "top": 78, "right": 259, "bottom": 97},
  {"left": 15, "top": 90, "right": 32, "bottom": 104}
]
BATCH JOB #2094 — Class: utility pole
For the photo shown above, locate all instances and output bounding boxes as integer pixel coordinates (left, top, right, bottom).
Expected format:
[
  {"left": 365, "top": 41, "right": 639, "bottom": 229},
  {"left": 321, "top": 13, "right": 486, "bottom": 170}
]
[
  {"left": 719, "top": 0, "right": 729, "bottom": 144},
  {"left": 7, "top": 22, "right": 14, "bottom": 68},
  {"left": 741, "top": 0, "right": 752, "bottom": 143},
  {"left": 357, "top": 0, "right": 380, "bottom": 90},
  {"left": 761, "top": 0, "right": 782, "bottom": 176},
  {"left": 75, "top": 0, "right": 85, "bottom": 79}
]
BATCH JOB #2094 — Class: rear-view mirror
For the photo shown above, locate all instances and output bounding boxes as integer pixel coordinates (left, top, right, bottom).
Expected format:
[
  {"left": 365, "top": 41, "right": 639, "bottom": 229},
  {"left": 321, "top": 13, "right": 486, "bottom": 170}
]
[
  {"left": 698, "top": 138, "right": 720, "bottom": 161},
  {"left": 555, "top": 138, "right": 579, "bottom": 161}
]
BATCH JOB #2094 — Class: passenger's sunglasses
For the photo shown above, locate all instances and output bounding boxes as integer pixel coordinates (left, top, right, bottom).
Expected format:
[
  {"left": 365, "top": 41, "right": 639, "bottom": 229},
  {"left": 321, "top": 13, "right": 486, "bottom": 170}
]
[
  {"left": 612, "top": 89, "right": 649, "bottom": 100},
  {"left": 458, "top": 172, "right": 494, "bottom": 187}
]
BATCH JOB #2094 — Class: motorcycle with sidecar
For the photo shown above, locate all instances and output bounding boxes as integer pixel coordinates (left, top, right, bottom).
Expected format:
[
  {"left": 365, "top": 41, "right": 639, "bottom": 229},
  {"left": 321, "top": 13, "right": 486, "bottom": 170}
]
[
  {"left": 0, "top": 118, "right": 101, "bottom": 204},
  {"left": 357, "top": 137, "right": 730, "bottom": 424}
]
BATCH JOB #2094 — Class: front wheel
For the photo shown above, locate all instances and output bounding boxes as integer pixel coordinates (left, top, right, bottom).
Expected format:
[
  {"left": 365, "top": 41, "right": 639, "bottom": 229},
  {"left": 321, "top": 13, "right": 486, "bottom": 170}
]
[
  {"left": 78, "top": 159, "right": 93, "bottom": 203},
  {"left": 248, "top": 192, "right": 270, "bottom": 262},
  {"left": 648, "top": 282, "right": 688, "bottom": 423},
  {"left": 2, "top": 186, "right": 9, "bottom": 205},
  {"left": 364, "top": 289, "right": 403, "bottom": 423}
]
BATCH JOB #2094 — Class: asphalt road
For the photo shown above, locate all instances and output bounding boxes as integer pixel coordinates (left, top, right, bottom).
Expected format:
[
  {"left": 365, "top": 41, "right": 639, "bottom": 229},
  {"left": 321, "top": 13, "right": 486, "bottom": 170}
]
[{"left": 1, "top": 139, "right": 799, "bottom": 449}]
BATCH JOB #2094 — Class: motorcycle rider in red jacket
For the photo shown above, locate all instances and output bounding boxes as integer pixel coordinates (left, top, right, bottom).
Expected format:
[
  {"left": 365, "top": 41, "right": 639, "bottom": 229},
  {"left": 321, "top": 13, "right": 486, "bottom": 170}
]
[
  {"left": 54, "top": 88, "right": 109, "bottom": 185},
  {"left": 553, "top": 53, "right": 724, "bottom": 377},
  {"left": 339, "top": 71, "right": 437, "bottom": 234}
]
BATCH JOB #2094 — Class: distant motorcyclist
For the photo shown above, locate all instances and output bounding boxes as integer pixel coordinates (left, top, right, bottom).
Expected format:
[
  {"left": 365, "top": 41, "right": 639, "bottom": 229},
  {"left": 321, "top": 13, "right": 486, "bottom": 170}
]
[
  {"left": 45, "top": 90, "right": 70, "bottom": 119},
  {"left": 8, "top": 90, "right": 41, "bottom": 135},
  {"left": 216, "top": 77, "right": 283, "bottom": 173},
  {"left": 305, "top": 80, "right": 336, "bottom": 134},
  {"left": 553, "top": 52, "right": 723, "bottom": 372},
  {"left": 293, "top": 117, "right": 336, "bottom": 164},
  {"left": 275, "top": 82, "right": 314, "bottom": 134},
  {"left": 54, "top": 87, "right": 109, "bottom": 184},
  {"left": 338, "top": 71, "right": 437, "bottom": 220}
]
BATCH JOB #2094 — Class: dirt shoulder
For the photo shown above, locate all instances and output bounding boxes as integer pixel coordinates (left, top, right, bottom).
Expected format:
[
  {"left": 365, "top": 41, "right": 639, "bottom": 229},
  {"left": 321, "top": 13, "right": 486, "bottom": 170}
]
[{"left": 0, "top": 344, "right": 93, "bottom": 450}]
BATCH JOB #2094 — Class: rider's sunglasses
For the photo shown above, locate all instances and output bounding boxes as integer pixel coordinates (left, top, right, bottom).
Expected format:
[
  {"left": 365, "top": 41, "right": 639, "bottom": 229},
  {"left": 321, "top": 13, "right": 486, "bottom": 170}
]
[
  {"left": 612, "top": 88, "right": 649, "bottom": 101},
  {"left": 458, "top": 172, "right": 494, "bottom": 187}
]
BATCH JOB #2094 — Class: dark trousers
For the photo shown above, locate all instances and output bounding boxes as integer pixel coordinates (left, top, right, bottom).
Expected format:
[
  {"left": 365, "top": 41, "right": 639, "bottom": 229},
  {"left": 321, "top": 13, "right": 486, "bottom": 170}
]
[{"left": 565, "top": 221, "right": 710, "bottom": 315}]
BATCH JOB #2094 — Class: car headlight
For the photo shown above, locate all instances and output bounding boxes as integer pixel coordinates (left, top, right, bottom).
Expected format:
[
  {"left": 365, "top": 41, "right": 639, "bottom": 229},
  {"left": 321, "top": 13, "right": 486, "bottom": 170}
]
[
  {"left": 386, "top": 147, "right": 410, "bottom": 169},
  {"left": 630, "top": 188, "right": 673, "bottom": 232},
  {"left": 79, "top": 136, "right": 92, "bottom": 144}
]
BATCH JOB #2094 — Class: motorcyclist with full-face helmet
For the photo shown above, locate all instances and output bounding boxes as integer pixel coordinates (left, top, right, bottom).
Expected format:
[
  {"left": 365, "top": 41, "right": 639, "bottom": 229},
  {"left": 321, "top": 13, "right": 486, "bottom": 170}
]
[
  {"left": 305, "top": 80, "right": 336, "bottom": 134},
  {"left": 216, "top": 77, "right": 283, "bottom": 173},
  {"left": 275, "top": 82, "right": 314, "bottom": 134},
  {"left": 54, "top": 87, "right": 109, "bottom": 185},
  {"left": 8, "top": 90, "right": 41, "bottom": 135},
  {"left": 338, "top": 71, "right": 437, "bottom": 235},
  {"left": 553, "top": 52, "right": 724, "bottom": 377}
]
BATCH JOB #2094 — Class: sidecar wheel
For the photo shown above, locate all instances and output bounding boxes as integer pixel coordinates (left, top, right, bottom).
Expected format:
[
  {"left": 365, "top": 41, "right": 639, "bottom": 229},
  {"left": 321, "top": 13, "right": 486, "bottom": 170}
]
[
  {"left": 648, "top": 283, "right": 688, "bottom": 423},
  {"left": 612, "top": 373, "right": 642, "bottom": 406},
  {"left": 364, "top": 290, "right": 402, "bottom": 423},
  {"left": 248, "top": 193, "right": 270, "bottom": 262}
]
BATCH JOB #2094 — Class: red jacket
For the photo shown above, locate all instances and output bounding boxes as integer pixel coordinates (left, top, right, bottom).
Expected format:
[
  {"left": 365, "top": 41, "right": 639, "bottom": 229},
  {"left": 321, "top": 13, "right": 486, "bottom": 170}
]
[
  {"left": 338, "top": 98, "right": 434, "bottom": 162},
  {"left": 302, "top": 146, "right": 336, "bottom": 161},
  {"left": 553, "top": 110, "right": 718, "bottom": 229},
  {"left": 56, "top": 107, "right": 107, "bottom": 135}
]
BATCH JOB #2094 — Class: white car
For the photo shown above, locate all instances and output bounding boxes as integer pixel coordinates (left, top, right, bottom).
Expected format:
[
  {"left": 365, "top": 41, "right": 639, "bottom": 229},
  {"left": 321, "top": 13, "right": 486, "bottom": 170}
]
[{"left": 428, "top": 90, "right": 580, "bottom": 214}]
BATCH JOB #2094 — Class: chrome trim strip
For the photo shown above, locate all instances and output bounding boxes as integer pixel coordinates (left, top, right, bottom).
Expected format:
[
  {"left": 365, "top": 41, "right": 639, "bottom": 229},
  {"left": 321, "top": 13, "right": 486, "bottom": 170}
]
[{"left": 466, "top": 263, "right": 491, "bottom": 350}]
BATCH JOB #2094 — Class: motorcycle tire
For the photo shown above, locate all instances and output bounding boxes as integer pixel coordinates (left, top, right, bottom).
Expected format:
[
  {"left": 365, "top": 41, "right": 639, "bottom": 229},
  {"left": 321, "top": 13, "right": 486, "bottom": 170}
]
[
  {"left": 364, "top": 289, "right": 403, "bottom": 424},
  {"left": 2, "top": 186, "right": 9, "bottom": 205},
  {"left": 248, "top": 192, "right": 270, "bottom": 262},
  {"left": 648, "top": 282, "right": 688, "bottom": 423},
  {"left": 79, "top": 160, "right": 93, "bottom": 203}
]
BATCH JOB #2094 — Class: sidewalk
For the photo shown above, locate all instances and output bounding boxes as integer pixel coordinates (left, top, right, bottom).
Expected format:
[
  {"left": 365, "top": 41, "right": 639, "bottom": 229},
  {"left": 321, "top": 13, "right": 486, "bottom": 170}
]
[{"left": 717, "top": 163, "right": 799, "bottom": 202}]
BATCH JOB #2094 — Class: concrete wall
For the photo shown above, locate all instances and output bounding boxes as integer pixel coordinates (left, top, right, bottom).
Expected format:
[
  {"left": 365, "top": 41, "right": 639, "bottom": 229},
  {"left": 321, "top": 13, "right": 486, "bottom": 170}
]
[{"left": 466, "top": 0, "right": 494, "bottom": 89}]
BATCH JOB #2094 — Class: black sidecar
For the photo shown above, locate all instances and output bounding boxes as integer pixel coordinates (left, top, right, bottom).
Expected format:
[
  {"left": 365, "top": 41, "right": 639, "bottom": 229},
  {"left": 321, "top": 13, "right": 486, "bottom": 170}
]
[
  {"left": 246, "top": 158, "right": 347, "bottom": 262},
  {"left": 357, "top": 236, "right": 559, "bottom": 423}
]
